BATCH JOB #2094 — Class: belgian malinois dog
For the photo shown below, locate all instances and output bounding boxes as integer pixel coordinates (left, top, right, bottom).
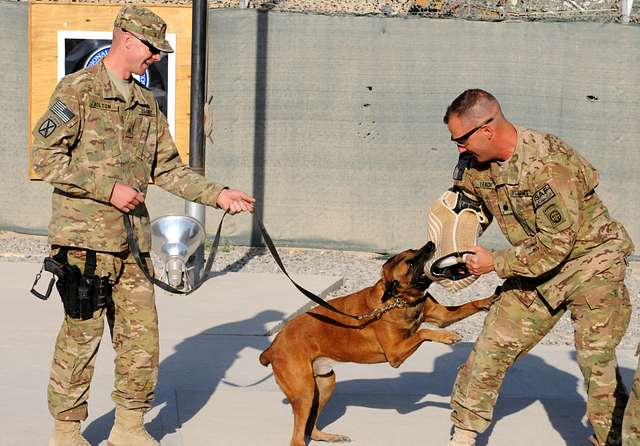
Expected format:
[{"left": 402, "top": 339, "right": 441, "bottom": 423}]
[{"left": 259, "top": 242, "right": 495, "bottom": 446}]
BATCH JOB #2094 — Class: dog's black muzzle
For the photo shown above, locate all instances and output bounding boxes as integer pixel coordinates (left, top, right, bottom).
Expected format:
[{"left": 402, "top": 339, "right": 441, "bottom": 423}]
[{"left": 411, "top": 242, "right": 435, "bottom": 289}]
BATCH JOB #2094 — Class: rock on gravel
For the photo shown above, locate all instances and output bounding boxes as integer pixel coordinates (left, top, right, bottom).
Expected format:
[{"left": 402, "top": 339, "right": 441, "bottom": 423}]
[{"left": 1, "top": 230, "right": 638, "bottom": 348}]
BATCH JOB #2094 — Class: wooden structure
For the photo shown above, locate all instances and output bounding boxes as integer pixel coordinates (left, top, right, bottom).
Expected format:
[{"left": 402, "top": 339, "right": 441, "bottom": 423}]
[{"left": 28, "top": 1, "right": 193, "bottom": 177}]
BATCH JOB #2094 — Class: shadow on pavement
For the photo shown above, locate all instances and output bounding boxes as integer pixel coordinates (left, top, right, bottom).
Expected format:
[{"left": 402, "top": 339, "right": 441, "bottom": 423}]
[
  {"left": 83, "top": 319, "right": 634, "bottom": 445},
  {"left": 315, "top": 343, "right": 608, "bottom": 446},
  {"left": 83, "top": 309, "right": 284, "bottom": 444}
]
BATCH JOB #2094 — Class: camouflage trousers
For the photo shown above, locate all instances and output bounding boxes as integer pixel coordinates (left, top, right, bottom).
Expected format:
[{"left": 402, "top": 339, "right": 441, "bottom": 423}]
[
  {"left": 48, "top": 248, "right": 158, "bottom": 421},
  {"left": 451, "top": 263, "right": 631, "bottom": 445},
  {"left": 623, "top": 347, "right": 640, "bottom": 445}
]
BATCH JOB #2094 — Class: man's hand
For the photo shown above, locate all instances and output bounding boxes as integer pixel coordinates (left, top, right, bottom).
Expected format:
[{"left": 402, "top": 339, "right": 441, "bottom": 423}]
[
  {"left": 216, "top": 189, "right": 256, "bottom": 215},
  {"left": 465, "top": 245, "right": 494, "bottom": 276},
  {"left": 110, "top": 183, "right": 145, "bottom": 213}
]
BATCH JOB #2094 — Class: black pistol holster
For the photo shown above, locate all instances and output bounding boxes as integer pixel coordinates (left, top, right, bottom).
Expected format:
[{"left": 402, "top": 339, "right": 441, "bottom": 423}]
[{"left": 31, "top": 248, "right": 113, "bottom": 320}]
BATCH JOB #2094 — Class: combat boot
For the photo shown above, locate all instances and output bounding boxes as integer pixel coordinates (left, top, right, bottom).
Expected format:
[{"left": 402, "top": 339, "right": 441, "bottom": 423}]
[
  {"left": 447, "top": 427, "right": 477, "bottom": 446},
  {"left": 107, "top": 407, "right": 159, "bottom": 446},
  {"left": 48, "top": 420, "right": 90, "bottom": 446},
  {"left": 587, "top": 434, "right": 602, "bottom": 446}
]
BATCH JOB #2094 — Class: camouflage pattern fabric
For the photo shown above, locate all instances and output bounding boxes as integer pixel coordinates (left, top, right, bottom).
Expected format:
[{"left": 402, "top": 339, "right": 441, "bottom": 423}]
[
  {"left": 451, "top": 270, "right": 631, "bottom": 444},
  {"left": 31, "top": 60, "right": 225, "bottom": 253},
  {"left": 37, "top": 52, "right": 224, "bottom": 420},
  {"left": 113, "top": 5, "right": 174, "bottom": 53},
  {"left": 623, "top": 346, "right": 640, "bottom": 445},
  {"left": 449, "top": 126, "right": 634, "bottom": 444},
  {"left": 453, "top": 126, "right": 634, "bottom": 309},
  {"left": 48, "top": 249, "right": 158, "bottom": 420}
]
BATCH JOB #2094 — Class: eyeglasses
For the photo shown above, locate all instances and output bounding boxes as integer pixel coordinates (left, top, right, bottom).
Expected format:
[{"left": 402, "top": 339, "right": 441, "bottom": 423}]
[
  {"left": 124, "top": 29, "right": 161, "bottom": 56},
  {"left": 450, "top": 117, "right": 493, "bottom": 146}
]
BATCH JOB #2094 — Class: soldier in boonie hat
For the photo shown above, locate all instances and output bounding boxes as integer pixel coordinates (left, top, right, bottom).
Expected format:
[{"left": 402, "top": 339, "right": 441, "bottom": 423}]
[{"left": 113, "top": 5, "right": 174, "bottom": 53}]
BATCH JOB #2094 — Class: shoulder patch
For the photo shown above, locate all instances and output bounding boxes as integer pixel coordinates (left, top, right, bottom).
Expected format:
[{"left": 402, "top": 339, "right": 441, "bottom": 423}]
[
  {"left": 532, "top": 184, "right": 556, "bottom": 209},
  {"left": 50, "top": 99, "right": 75, "bottom": 124},
  {"left": 38, "top": 118, "right": 58, "bottom": 138},
  {"left": 543, "top": 204, "right": 565, "bottom": 227}
]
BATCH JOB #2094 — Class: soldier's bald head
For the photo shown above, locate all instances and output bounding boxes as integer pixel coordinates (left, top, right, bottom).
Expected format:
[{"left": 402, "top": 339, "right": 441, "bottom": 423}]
[{"left": 444, "top": 89, "right": 502, "bottom": 125}]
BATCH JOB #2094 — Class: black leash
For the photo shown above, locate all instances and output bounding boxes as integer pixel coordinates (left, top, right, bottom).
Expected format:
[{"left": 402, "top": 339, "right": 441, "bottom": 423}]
[
  {"left": 123, "top": 213, "right": 361, "bottom": 320},
  {"left": 254, "top": 218, "right": 361, "bottom": 320}
]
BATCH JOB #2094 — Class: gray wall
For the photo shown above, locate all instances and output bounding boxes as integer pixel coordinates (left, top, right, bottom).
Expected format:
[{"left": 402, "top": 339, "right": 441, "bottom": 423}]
[
  {"left": 1, "top": 2, "right": 49, "bottom": 235},
  {"left": 2, "top": 5, "right": 639, "bottom": 254}
]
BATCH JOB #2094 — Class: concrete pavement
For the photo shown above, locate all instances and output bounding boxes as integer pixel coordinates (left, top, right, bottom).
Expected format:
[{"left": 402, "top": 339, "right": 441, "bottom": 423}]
[{"left": 1, "top": 261, "right": 637, "bottom": 446}]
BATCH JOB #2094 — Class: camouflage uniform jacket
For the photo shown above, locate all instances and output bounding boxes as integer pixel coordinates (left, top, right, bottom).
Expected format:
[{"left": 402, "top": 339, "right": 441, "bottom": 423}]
[
  {"left": 32, "top": 61, "right": 226, "bottom": 252},
  {"left": 454, "top": 126, "right": 634, "bottom": 309}
]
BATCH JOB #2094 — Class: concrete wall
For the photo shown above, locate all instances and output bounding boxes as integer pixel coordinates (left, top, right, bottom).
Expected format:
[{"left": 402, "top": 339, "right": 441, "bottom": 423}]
[
  {"left": 1, "top": 2, "right": 50, "bottom": 235},
  {"left": 3, "top": 5, "right": 639, "bottom": 254}
]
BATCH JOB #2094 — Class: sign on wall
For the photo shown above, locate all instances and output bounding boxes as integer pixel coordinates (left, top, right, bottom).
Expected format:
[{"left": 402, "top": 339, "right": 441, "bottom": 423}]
[
  {"left": 29, "top": 2, "right": 192, "bottom": 178},
  {"left": 57, "top": 30, "right": 177, "bottom": 136}
]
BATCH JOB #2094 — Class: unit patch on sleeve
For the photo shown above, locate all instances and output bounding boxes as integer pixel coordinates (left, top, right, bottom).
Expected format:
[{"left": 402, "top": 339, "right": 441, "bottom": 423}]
[
  {"left": 50, "top": 99, "right": 75, "bottom": 124},
  {"left": 532, "top": 184, "right": 556, "bottom": 209},
  {"left": 543, "top": 204, "right": 565, "bottom": 228},
  {"left": 38, "top": 118, "right": 58, "bottom": 138}
]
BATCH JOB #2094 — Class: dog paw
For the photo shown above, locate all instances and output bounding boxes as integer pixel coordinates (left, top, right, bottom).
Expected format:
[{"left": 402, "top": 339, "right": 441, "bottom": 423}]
[
  {"left": 311, "top": 431, "right": 351, "bottom": 443},
  {"left": 476, "top": 295, "right": 498, "bottom": 311},
  {"left": 442, "top": 331, "right": 462, "bottom": 344}
]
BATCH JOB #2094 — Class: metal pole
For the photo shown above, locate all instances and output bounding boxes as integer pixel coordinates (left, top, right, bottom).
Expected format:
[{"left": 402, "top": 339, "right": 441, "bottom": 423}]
[
  {"left": 621, "top": 0, "right": 634, "bottom": 23},
  {"left": 186, "top": 0, "right": 208, "bottom": 283}
]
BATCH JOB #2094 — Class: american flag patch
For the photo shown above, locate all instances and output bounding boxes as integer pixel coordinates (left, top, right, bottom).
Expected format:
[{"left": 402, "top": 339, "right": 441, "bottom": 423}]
[{"left": 50, "top": 99, "right": 75, "bottom": 124}]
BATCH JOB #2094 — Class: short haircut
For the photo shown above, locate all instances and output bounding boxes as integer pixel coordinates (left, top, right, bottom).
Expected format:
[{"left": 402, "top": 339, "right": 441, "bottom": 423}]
[{"left": 443, "top": 89, "right": 498, "bottom": 124}]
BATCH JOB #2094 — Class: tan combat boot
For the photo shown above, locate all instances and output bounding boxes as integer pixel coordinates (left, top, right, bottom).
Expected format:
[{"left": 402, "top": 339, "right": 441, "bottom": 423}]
[
  {"left": 107, "top": 407, "right": 159, "bottom": 446},
  {"left": 48, "top": 420, "right": 90, "bottom": 446},
  {"left": 447, "top": 427, "right": 477, "bottom": 446},
  {"left": 587, "top": 434, "right": 602, "bottom": 446}
]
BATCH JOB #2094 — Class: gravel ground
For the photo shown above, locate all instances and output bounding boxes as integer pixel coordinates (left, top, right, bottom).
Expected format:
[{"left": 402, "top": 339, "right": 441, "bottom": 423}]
[{"left": 1, "top": 230, "right": 638, "bottom": 348}]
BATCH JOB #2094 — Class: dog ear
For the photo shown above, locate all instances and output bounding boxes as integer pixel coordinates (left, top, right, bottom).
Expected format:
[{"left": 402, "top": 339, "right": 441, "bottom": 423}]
[{"left": 381, "top": 280, "right": 399, "bottom": 302}]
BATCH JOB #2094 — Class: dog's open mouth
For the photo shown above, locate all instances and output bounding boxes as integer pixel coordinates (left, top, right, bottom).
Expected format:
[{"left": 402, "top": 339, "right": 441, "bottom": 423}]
[{"left": 412, "top": 273, "right": 431, "bottom": 290}]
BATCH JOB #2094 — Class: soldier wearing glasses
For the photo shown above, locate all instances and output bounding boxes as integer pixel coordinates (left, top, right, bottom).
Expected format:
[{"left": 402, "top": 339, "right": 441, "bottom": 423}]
[
  {"left": 32, "top": 6, "right": 254, "bottom": 446},
  {"left": 442, "top": 89, "right": 633, "bottom": 446}
]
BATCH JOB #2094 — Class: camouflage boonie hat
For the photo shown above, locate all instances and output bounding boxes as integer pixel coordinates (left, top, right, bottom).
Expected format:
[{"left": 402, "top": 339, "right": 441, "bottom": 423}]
[{"left": 114, "top": 5, "right": 174, "bottom": 53}]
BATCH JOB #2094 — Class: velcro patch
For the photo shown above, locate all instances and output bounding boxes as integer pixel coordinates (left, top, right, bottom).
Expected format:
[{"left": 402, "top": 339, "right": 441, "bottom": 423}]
[
  {"left": 543, "top": 204, "right": 565, "bottom": 227},
  {"left": 510, "top": 189, "right": 531, "bottom": 198},
  {"left": 89, "top": 100, "right": 114, "bottom": 110},
  {"left": 139, "top": 107, "right": 154, "bottom": 117},
  {"left": 50, "top": 99, "right": 75, "bottom": 124},
  {"left": 532, "top": 184, "right": 556, "bottom": 209},
  {"left": 500, "top": 201, "right": 513, "bottom": 215},
  {"left": 474, "top": 180, "right": 494, "bottom": 189},
  {"left": 38, "top": 118, "right": 58, "bottom": 138}
]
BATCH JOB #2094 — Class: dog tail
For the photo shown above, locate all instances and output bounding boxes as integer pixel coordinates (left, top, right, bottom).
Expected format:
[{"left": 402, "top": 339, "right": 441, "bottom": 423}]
[{"left": 259, "top": 347, "right": 272, "bottom": 367}]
